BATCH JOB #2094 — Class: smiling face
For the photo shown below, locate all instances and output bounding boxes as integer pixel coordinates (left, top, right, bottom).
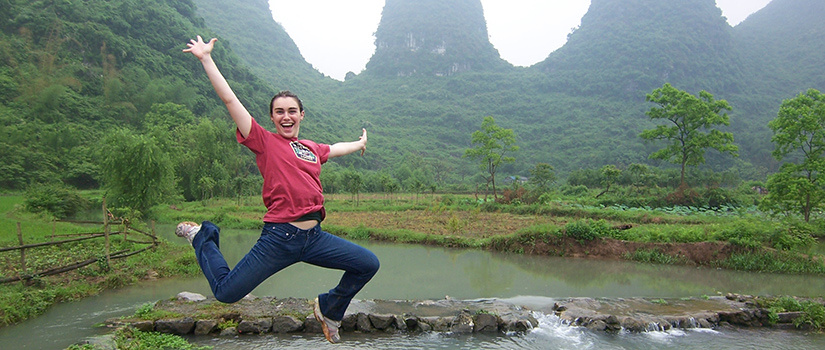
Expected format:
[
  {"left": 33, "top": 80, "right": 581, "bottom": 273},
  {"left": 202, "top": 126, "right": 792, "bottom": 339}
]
[{"left": 270, "top": 96, "right": 304, "bottom": 139}]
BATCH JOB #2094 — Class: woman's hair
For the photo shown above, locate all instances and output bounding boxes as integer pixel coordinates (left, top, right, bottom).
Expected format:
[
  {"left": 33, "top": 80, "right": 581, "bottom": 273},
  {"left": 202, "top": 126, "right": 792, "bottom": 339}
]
[{"left": 270, "top": 90, "right": 303, "bottom": 115}]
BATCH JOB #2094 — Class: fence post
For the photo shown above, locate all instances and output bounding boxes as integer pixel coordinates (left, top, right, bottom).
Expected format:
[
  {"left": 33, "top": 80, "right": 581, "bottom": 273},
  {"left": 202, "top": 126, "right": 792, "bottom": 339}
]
[
  {"left": 103, "top": 198, "right": 110, "bottom": 267},
  {"left": 17, "top": 222, "right": 26, "bottom": 277},
  {"left": 151, "top": 221, "right": 158, "bottom": 246}
]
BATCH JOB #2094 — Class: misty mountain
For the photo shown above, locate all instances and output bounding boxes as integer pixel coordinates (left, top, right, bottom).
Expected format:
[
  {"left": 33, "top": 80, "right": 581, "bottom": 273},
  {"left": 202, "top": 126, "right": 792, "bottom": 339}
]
[
  {"left": 364, "top": 0, "right": 511, "bottom": 77},
  {"left": 536, "top": 0, "right": 744, "bottom": 98}
]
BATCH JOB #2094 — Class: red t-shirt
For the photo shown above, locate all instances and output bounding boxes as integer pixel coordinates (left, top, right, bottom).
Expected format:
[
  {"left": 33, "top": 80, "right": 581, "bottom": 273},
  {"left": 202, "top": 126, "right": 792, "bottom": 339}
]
[{"left": 236, "top": 118, "right": 330, "bottom": 223}]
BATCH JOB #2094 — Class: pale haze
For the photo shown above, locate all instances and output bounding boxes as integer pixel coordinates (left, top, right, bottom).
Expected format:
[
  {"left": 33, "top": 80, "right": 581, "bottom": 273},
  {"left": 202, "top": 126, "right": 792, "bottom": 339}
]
[{"left": 269, "top": 0, "right": 772, "bottom": 81}]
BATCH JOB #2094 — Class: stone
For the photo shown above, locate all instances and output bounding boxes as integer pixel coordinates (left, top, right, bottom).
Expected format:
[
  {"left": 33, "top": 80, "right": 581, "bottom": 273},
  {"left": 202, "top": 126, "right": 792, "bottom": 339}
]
[
  {"left": 586, "top": 320, "right": 607, "bottom": 331},
  {"left": 271, "top": 315, "right": 303, "bottom": 333},
  {"left": 176, "top": 292, "right": 206, "bottom": 302},
  {"left": 357, "top": 312, "right": 375, "bottom": 332},
  {"left": 238, "top": 317, "right": 272, "bottom": 334},
  {"left": 369, "top": 313, "right": 396, "bottom": 331},
  {"left": 304, "top": 315, "right": 322, "bottom": 333},
  {"left": 341, "top": 313, "right": 358, "bottom": 331},
  {"left": 451, "top": 312, "right": 474, "bottom": 333},
  {"left": 194, "top": 320, "right": 218, "bottom": 335},
  {"left": 219, "top": 327, "right": 237, "bottom": 336},
  {"left": 473, "top": 313, "right": 498, "bottom": 332},
  {"left": 777, "top": 312, "right": 804, "bottom": 324},
  {"left": 155, "top": 317, "right": 195, "bottom": 335},
  {"left": 131, "top": 320, "right": 154, "bottom": 332}
]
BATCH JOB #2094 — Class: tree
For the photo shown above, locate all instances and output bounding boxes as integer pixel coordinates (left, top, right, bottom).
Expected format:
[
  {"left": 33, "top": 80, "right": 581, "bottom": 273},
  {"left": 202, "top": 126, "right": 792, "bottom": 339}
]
[
  {"left": 528, "top": 163, "right": 556, "bottom": 192},
  {"left": 762, "top": 89, "right": 825, "bottom": 222},
  {"left": 98, "top": 129, "right": 178, "bottom": 216},
  {"left": 342, "top": 168, "right": 363, "bottom": 206},
  {"left": 463, "top": 116, "right": 519, "bottom": 200},
  {"left": 640, "top": 83, "right": 738, "bottom": 186},
  {"left": 595, "top": 165, "right": 621, "bottom": 198}
]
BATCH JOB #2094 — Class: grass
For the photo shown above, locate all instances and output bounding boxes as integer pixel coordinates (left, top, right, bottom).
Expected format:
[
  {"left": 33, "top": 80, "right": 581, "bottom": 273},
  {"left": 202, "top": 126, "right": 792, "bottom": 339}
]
[
  {"left": 0, "top": 195, "right": 201, "bottom": 327},
  {"left": 623, "top": 248, "right": 690, "bottom": 265}
]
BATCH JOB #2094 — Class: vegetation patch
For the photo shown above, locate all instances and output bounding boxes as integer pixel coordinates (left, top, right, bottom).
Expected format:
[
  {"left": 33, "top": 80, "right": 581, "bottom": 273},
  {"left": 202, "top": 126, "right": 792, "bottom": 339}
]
[
  {"left": 756, "top": 296, "right": 825, "bottom": 331},
  {"left": 623, "top": 248, "right": 689, "bottom": 265}
]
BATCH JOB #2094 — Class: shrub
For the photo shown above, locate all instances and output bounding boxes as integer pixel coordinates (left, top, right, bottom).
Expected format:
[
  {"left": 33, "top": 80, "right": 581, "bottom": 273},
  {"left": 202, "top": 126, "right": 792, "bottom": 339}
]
[
  {"left": 561, "top": 185, "right": 589, "bottom": 196},
  {"left": 771, "top": 222, "right": 817, "bottom": 252},
  {"left": 564, "top": 219, "right": 612, "bottom": 242},
  {"left": 23, "top": 183, "right": 89, "bottom": 219}
]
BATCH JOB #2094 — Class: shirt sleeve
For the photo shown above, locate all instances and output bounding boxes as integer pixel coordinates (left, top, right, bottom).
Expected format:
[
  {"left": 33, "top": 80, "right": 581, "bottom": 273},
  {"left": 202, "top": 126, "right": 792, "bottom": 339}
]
[{"left": 237, "top": 118, "right": 266, "bottom": 154}]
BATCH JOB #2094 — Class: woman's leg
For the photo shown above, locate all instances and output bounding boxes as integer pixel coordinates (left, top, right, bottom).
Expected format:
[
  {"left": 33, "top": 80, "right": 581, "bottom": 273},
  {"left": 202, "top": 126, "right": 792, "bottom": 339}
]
[
  {"left": 192, "top": 221, "right": 301, "bottom": 303},
  {"left": 302, "top": 227, "right": 380, "bottom": 321}
]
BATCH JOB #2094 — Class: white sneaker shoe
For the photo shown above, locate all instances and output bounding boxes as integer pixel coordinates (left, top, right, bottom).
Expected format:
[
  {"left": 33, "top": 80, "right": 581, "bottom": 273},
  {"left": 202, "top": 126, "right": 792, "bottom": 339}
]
[
  {"left": 175, "top": 221, "right": 200, "bottom": 243},
  {"left": 314, "top": 297, "right": 341, "bottom": 343}
]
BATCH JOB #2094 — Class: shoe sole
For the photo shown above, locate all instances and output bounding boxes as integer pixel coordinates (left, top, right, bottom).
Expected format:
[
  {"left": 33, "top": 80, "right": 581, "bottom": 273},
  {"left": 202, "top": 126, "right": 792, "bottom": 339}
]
[{"left": 314, "top": 298, "right": 336, "bottom": 343}]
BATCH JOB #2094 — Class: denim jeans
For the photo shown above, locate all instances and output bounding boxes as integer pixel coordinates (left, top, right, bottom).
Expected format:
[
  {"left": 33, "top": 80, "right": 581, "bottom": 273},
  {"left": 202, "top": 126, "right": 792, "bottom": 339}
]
[{"left": 192, "top": 221, "right": 380, "bottom": 321}]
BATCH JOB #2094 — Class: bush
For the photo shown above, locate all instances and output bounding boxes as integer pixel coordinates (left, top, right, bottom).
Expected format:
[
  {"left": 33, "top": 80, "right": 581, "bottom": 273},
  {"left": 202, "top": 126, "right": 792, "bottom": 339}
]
[
  {"left": 561, "top": 185, "right": 589, "bottom": 196},
  {"left": 564, "top": 219, "right": 612, "bottom": 242},
  {"left": 771, "top": 222, "right": 817, "bottom": 252},
  {"left": 23, "top": 183, "right": 89, "bottom": 219}
]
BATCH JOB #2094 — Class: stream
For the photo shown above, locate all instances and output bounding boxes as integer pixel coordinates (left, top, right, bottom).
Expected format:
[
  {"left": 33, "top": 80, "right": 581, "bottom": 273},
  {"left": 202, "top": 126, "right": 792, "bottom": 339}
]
[{"left": 0, "top": 226, "right": 823, "bottom": 349}]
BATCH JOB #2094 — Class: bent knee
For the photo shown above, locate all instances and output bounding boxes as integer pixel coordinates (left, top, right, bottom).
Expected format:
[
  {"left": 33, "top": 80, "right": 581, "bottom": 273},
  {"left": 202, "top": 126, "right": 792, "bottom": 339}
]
[
  {"left": 214, "top": 292, "right": 243, "bottom": 304},
  {"left": 363, "top": 253, "right": 380, "bottom": 276}
]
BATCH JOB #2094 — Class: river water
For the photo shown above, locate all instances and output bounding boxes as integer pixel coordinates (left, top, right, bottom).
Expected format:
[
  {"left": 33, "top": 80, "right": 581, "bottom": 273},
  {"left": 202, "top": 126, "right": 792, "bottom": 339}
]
[{"left": 1, "top": 227, "right": 824, "bottom": 349}]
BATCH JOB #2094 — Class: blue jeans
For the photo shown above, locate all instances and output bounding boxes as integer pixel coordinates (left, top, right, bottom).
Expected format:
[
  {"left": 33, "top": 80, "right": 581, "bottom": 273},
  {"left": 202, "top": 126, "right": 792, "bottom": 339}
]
[{"left": 191, "top": 221, "right": 380, "bottom": 321}]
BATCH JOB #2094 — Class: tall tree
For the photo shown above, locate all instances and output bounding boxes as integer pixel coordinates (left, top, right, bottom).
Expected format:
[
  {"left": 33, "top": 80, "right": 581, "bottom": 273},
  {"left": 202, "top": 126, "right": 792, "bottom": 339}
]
[
  {"left": 528, "top": 163, "right": 556, "bottom": 192},
  {"left": 762, "top": 89, "right": 825, "bottom": 222},
  {"left": 464, "top": 116, "right": 518, "bottom": 200},
  {"left": 98, "top": 129, "right": 178, "bottom": 216},
  {"left": 640, "top": 83, "right": 738, "bottom": 186}
]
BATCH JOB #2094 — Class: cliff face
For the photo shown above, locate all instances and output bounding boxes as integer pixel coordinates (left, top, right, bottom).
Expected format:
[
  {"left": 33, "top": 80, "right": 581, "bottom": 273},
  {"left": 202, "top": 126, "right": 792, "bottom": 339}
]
[{"left": 364, "top": 0, "right": 509, "bottom": 77}]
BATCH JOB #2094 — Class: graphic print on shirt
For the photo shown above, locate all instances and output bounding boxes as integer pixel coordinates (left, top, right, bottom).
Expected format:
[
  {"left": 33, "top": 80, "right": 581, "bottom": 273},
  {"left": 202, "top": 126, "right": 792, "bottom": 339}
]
[{"left": 290, "top": 141, "right": 318, "bottom": 163}]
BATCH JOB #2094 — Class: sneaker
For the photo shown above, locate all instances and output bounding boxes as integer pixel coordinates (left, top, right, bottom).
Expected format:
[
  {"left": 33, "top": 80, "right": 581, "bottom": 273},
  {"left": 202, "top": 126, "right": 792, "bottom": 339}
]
[
  {"left": 175, "top": 221, "right": 200, "bottom": 243},
  {"left": 314, "top": 297, "right": 341, "bottom": 343}
]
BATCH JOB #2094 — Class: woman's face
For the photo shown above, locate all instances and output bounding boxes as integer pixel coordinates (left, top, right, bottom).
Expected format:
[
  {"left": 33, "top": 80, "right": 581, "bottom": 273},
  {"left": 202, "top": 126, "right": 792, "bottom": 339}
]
[{"left": 270, "top": 96, "right": 305, "bottom": 139}]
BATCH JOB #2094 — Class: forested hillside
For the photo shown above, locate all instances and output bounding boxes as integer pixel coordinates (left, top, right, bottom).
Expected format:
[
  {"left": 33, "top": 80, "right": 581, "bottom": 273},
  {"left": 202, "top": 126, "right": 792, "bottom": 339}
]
[{"left": 1, "top": 0, "right": 824, "bottom": 207}]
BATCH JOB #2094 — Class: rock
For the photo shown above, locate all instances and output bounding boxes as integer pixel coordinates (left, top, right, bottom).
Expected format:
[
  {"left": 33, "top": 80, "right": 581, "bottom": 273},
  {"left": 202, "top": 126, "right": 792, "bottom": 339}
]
[
  {"left": 194, "top": 320, "right": 218, "bottom": 335},
  {"left": 219, "top": 327, "right": 237, "bottom": 336},
  {"left": 238, "top": 317, "right": 272, "bottom": 334},
  {"left": 155, "top": 317, "right": 195, "bottom": 335},
  {"left": 621, "top": 317, "right": 646, "bottom": 333},
  {"left": 473, "top": 313, "right": 498, "bottom": 333},
  {"left": 586, "top": 320, "right": 607, "bottom": 331},
  {"left": 369, "top": 313, "right": 396, "bottom": 331},
  {"left": 272, "top": 315, "right": 303, "bottom": 333},
  {"left": 176, "top": 292, "right": 206, "bottom": 302},
  {"left": 451, "top": 312, "right": 474, "bottom": 333},
  {"left": 341, "top": 313, "right": 358, "bottom": 331},
  {"left": 357, "top": 312, "right": 375, "bottom": 332},
  {"left": 131, "top": 320, "right": 154, "bottom": 332},
  {"left": 144, "top": 270, "right": 159, "bottom": 280},
  {"left": 304, "top": 315, "right": 322, "bottom": 333},
  {"left": 777, "top": 311, "right": 804, "bottom": 324}
]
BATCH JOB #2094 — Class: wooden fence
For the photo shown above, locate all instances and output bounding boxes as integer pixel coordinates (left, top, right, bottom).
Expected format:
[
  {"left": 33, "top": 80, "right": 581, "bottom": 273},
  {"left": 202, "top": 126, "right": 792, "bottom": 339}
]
[{"left": 0, "top": 200, "right": 158, "bottom": 284}]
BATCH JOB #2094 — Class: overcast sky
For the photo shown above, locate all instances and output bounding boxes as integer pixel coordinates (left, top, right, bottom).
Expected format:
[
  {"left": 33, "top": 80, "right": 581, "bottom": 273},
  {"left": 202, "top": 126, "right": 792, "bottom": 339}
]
[{"left": 269, "top": 0, "right": 772, "bottom": 81}]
